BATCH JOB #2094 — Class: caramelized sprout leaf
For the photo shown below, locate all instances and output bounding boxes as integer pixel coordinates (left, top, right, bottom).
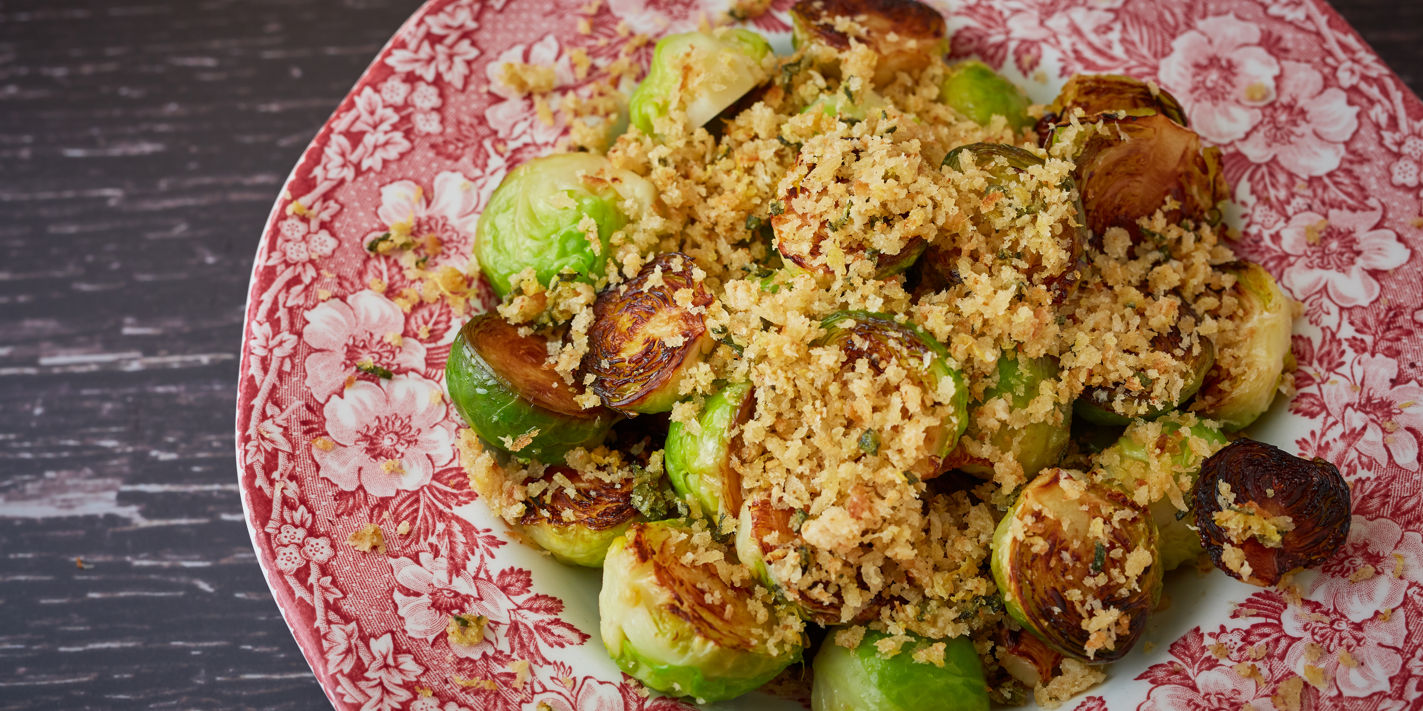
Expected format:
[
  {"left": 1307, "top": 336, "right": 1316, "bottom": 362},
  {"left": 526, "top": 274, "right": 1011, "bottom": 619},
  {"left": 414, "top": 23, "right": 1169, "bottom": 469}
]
[
  {"left": 790, "top": 0, "right": 947, "bottom": 86},
  {"left": 584, "top": 253, "right": 714, "bottom": 414},
  {"left": 1194, "top": 440, "right": 1350, "bottom": 587},
  {"left": 1048, "top": 74, "right": 1188, "bottom": 127},
  {"left": 517, "top": 465, "right": 642, "bottom": 567},
  {"left": 600, "top": 521, "right": 805, "bottom": 701},
  {"left": 991, "top": 468, "right": 1162, "bottom": 661},
  {"left": 445, "top": 314, "right": 617, "bottom": 462}
]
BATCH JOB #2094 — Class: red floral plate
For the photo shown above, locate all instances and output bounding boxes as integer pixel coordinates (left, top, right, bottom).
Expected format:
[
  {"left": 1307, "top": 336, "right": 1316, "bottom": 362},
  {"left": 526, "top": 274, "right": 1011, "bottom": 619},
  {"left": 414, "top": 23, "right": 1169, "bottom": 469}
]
[{"left": 236, "top": 0, "right": 1423, "bottom": 708}]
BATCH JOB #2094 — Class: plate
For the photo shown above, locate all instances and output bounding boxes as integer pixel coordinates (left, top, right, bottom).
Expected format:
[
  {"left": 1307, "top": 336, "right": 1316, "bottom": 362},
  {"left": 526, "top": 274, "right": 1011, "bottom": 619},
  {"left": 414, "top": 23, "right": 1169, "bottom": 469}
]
[{"left": 236, "top": 0, "right": 1423, "bottom": 708}]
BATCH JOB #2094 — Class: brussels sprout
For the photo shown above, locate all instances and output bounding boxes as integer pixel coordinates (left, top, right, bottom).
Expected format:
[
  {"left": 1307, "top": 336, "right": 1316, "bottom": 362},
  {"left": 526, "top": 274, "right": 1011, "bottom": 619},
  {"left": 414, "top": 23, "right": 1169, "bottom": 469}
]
[
  {"left": 1194, "top": 440, "right": 1350, "bottom": 587},
  {"left": 811, "top": 630, "right": 989, "bottom": 711},
  {"left": 1095, "top": 414, "right": 1228, "bottom": 571},
  {"left": 628, "top": 28, "right": 773, "bottom": 136},
  {"left": 991, "top": 467, "right": 1162, "bottom": 661},
  {"left": 446, "top": 314, "right": 617, "bottom": 462},
  {"left": 583, "top": 253, "right": 714, "bottom": 415},
  {"left": 1060, "top": 112, "right": 1227, "bottom": 242},
  {"left": 734, "top": 496, "right": 863, "bottom": 623},
  {"left": 994, "top": 626, "right": 1062, "bottom": 690},
  {"left": 939, "top": 60, "right": 1033, "bottom": 130},
  {"left": 948, "top": 350, "right": 1071, "bottom": 481},
  {"left": 1074, "top": 316, "right": 1215, "bottom": 426},
  {"left": 1194, "top": 262, "right": 1294, "bottom": 431},
  {"left": 600, "top": 520, "right": 805, "bottom": 701},
  {"left": 802, "top": 85, "right": 888, "bottom": 120},
  {"left": 664, "top": 382, "right": 754, "bottom": 534},
  {"left": 790, "top": 0, "right": 947, "bottom": 87},
  {"left": 816, "top": 311, "right": 968, "bottom": 479},
  {"left": 1047, "top": 74, "right": 1188, "bottom": 126},
  {"left": 475, "top": 152, "right": 656, "bottom": 297},
  {"left": 516, "top": 464, "right": 642, "bottom": 567},
  {"left": 938, "top": 143, "right": 1088, "bottom": 296}
]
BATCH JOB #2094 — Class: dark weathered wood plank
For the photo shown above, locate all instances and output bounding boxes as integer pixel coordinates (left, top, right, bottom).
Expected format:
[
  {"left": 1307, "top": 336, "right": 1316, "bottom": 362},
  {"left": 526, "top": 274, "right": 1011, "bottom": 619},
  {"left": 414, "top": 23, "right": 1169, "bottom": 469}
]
[{"left": 0, "top": 0, "right": 1415, "bottom": 708}]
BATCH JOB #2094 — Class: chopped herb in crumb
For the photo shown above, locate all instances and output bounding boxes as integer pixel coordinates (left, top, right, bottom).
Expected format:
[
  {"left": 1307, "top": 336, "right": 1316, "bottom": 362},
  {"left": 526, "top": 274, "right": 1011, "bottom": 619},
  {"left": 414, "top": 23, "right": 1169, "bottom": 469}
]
[
  {"left": 858, "top": 428, "right": 880, "bottom": 456},
  {"left": 1091, "top": 542, "right": 1107, "bottom": 573},
  {"left": 447, "top": 613, "right": 488, "bottom": 647},
  {"left": 366, "top": 232, "right": 395, "bottom": 253},
  {"left": 790, "top": 509, "right": 808, "bottom": 532},
  {"left": 355, "top": 360, "right": 393, "bottom": 379}
]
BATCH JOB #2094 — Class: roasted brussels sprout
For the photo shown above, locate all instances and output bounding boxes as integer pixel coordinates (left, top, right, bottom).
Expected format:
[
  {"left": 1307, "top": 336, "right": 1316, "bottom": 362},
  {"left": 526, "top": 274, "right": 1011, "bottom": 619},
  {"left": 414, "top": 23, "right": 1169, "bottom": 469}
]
[
  {"left": 628, "top": 28, "right": 773, "bottom": 135},
  {"left": 994, "top": 626, "right": 1063, "bottom": 690},
  {"left": 992, "top": 468, "right": 1162, "bottom": 661},
  {"left": 1096, "top": 414, "right": 1228, "bottom": 571},
  {"left": 1061, "top": 112, "right": 1227, "bottom": 241},
  {"left": 948, "top": 350, "right": 1071, "bottom": 481},
  {"left": 1075, "top": 315, "right": 1215, "bottom": 426},
  {"left": 1194, "top": 440, "right": 1350, "bottom": 587},
  {"left": 811, "top": 630, "right": 989, "bottom": 711},
  {"left": 475, "top": 153, "right": 656, "bottom": 297},
  {"left": 516, "top": 464, "right": 642, "bottom": 567},
  {"left": 938, "top": 143, "right": 1088, "bottom": 295},
  {"left": 1194, "top": 262, "right": 1294, "bottom": 431},
  {"left": 791, "top": 0, "right": 947, "bottom": 87},
  {"left": 802, "top": 85, "right": 888, "bottom": 121},
  {"left": 446, "top": 314, "right": 617, "bottom": 462},
  {"left": 600, "top": 520, "right": 805, "bottom": 701},
  {"left": 664, "top": 382, "right": 754, "bottom": 534},
  {"left": 939, "top": 60, "right": 1033, "bottom": 130},
  {"left": 816, "top": 311, "right": 968, "bottom": 479},
  {"left": 735, "top": 496, "right": 861, "bottom": 623},
  {"left": 1047, "top": 74, "right": 1188, "bottom": 127},
  {"left": 583, "top": 253, "right": 714, "bottom": 415},
  {"left": 772, "top": 143, "right": 930, "bottom": 279}
]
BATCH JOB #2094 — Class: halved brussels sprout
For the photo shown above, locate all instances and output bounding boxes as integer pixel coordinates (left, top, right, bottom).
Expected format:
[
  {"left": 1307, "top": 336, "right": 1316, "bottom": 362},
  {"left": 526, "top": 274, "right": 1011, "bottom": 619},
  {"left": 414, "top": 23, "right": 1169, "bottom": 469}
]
[
  {"left": 734, "top": 496, "right": 860, "bottom": 624},
  {"left": 475, "top": 152, "right": 655, "bottom": 297},
  {"left": 948, "top": 350, "right": 1071, "bottom": 481},
  {"left": 1047, "top": 74, "right": 1188, "bottom": 127},
  {"left": 446, "top": 314, "right": 617, "bottom": 462},
  {"left": 583, "top": 252, "right": 714, "bottom": 415},
  {"left": 939, "top": 60, "right": 1033, "bottom": 130},
  {"left": 802, "top": 85, "right": 888, "bottom": 121},
  {"left": 1075, "top": 315, "right": 1215, "bottom": 426},
  {"left": 600, "top": 520, "right": 805, "bottom": 702},
  {"left": 938, "top": 143, "right": 1088, "bottom": 296},
  {"left": 628, "top": 28, "right": 773, "bottom": 136},
  {"left": 790, "top": 0, "right": 947, "bottom": 86},
  {"left": 1195, "top": 440, "right": 1350, "bottom": 587},
  {"left": 811, "top": 630, "right": 989, "bottom": 711},
  {"left": 991, "top": 467, "right": 1162, "bottom": 661},
  {"left": 816, "top": 311, "right": 968, "bottom": 479},
  {"left": 1062, "top": 112, "right": 1227, "bottom": 241},
  {"left": 516, "top": 464, "right": 642, "bottom": 567},
  {"left": 1095, "top": 414, "right": 1228, "bottom": 571},
  {"left": 772, "top": 144, "right": 930, "bottom": 279},
  {"left": 1194, "top": 262, "right": 1294, "bottom": 431},
  {"left": 664, "top": 382, "right": 754, "bottom": 534}
]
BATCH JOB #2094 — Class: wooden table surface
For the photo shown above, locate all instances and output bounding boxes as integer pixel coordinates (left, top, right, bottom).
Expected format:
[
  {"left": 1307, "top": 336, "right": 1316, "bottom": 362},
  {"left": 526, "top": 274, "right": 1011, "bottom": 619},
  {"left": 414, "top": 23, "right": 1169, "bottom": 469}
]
[{"left": 0, "top": 0, "right": 1418, "bottom": 708}]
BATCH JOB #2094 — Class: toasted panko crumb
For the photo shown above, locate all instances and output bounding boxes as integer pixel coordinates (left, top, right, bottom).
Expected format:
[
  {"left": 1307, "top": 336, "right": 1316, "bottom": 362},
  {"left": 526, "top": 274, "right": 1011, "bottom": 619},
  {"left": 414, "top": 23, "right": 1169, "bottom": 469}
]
[
  {"left": 446, "top": 614, "right": 487, "bottom": 647},
  {"left": 347, "top": 523, "right": 386, "bottom": 554}
]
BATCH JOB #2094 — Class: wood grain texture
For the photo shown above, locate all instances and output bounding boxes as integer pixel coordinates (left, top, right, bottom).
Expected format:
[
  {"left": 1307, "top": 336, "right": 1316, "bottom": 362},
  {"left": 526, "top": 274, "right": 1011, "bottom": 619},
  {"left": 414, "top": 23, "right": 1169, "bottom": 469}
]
[{"left": 0, "top": 0, "right": 1416, "bottom": 708}]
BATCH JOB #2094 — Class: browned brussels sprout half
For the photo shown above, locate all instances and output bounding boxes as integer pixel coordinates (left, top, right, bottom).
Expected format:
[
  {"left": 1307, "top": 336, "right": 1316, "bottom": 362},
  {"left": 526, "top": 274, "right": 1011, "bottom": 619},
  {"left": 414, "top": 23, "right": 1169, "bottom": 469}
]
[
  {"left": 445, "top": 314, "right": 618, "bottom": 462},
  {"left": 991, "top": 468, "right": 1162, "bottom": 662},
  {"left": 664, "top": 382, "right": 754, "bottom": 534},
  {"left": 939, "top": 143, "right": 1088, "bottom": 296},
  {"left": 1194, "top": 440, "right": 1351, "bottom": 587},
  {"left": 1048, "top": 74, "right": 1188, "bottom": 127},
  {"left": 1075, "top": 316, "right": 1215, "bottom": 426},
  {"left": 583, "top": 253, "right": 714, "bottom": 415},
  {"left": 816, "top": 311, "right": 968, "bottom": 480},
  {"left": 1068, "top": 113, "right": 1227, "bottom": 242},
  {"left": 517, "top": 464, "right": 642, "bottom": 567},
  {"left": 1194, "top": 262, "right": 1294, "bottom": 431},
  {"left": 735, "top": 496, "right": 860, "bottom": 624},
  {"left": 790, "top": 0, "right": 947, "bottom": 87}
]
